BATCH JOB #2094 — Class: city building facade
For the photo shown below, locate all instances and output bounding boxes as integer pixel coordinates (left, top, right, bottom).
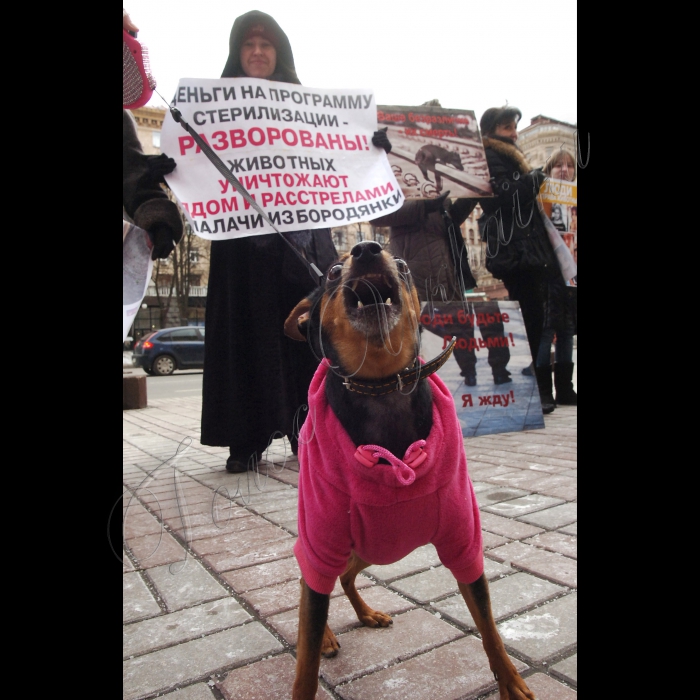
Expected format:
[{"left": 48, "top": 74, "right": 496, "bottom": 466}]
[{"left": 517, "top": 114, "right": 577, "bottom": 170}]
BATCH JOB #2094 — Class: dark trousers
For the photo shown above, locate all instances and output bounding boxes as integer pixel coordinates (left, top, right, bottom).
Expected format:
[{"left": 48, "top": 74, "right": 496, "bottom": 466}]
[
  {"left": 421, "top": 301, "right": 510, "bottom": 378},
  {"left": 501, "top": 275, "right": 547, "bottom": 364}
]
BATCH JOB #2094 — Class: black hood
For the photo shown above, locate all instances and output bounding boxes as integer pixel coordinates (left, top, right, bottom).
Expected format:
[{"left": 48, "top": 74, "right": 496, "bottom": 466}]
[{"left": 221, "top": 10, "right": 301, "bottom": 84}]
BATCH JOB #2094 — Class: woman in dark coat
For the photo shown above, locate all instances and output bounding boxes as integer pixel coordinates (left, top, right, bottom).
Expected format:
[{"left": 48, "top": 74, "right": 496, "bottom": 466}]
[
  {"left": 537, "top": 149, "right": 577, "bottom": 406},
  {"left": 477, "top": 106, "right": 559, "bottom": 413},
  {"left": 201, "top": 11, "right": 338, "bottom": 471}
]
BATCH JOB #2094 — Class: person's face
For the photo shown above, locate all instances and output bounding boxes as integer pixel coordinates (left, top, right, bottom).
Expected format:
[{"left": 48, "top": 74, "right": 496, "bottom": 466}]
[
  {"left": 240, "top": 36, "right": 277, "bottom": 79},
  {"left": 494, "top": 120, "right": 518, "bottom": 141},
  {"left": 550, "top": 158, "right": 576, "bottom": 181}
]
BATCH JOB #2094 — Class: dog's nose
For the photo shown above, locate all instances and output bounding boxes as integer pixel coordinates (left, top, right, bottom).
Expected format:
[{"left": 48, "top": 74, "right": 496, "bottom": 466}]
[{"left": 350, "top": 241, "right": 382, "bottom": 262}]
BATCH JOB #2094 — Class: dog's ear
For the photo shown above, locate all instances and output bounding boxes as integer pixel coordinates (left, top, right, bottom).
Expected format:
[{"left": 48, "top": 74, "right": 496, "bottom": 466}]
[{"left": 284, "top": 296, "right": 313, "bottom": 341}]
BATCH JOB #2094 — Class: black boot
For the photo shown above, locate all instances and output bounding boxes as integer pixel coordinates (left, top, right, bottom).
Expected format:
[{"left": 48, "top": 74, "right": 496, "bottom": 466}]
[
  {"left": 226, "top": 446, "right": 263, "bottom": 473},
  {"left": 534, "top": 364, "right": 556, "bottom": 414},
  {"left": 554, "top": 362, "right": 577, "bottom": 405}
]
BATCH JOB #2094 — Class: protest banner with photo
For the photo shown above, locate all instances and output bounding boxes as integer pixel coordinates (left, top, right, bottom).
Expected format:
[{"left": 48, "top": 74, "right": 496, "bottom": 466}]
[
  {"left": 538, "top": 177, "right": 577, "bottom": 286},
  {"left": 419, "top": 301, "right": 545, "bottom": 437},
  {"left": 123, "top": 220, "right": 153, "bottom": 342},
  {"left": 376, "top": 105, "right": 493, "bottom": 200},
  {"left": 160, "top": 78, "right": 404, "bottom": 240}
]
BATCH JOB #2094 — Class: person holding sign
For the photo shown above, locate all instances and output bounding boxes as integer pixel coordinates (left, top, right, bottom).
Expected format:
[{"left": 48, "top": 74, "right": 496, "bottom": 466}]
[
  {"left": 373, "top": 192, "right": 513, "bottom": 387},
  {"left": 123, "top": 8, "right": 183, "bottom": 261},
  {"left": 477, "top": 106, "right": 559, "bottom": 414},
  {"left": 200, "top": 11, "right": 390, "bottom": 473}
]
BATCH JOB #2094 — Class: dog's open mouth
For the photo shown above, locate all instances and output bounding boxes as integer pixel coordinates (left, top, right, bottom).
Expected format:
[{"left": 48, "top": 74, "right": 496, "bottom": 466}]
[{"left": 343, "top": 272, "right": 401, "bottom": 335}]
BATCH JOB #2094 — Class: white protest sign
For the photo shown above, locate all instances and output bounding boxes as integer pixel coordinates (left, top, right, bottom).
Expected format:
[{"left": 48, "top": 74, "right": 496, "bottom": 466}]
[{"left": 161, "top": 78, "right": 404, "bottom": 240}]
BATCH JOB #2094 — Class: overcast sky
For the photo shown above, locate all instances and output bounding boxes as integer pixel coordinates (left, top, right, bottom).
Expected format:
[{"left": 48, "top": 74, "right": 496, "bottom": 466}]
[{"left": 126, "top": 0, "right": 577, "bottom": 128}]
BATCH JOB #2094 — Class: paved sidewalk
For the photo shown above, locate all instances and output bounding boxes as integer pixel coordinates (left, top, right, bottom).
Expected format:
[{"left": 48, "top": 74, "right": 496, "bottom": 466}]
[{"left": 122, "top": 395, "right": 577, "bottom": 700}]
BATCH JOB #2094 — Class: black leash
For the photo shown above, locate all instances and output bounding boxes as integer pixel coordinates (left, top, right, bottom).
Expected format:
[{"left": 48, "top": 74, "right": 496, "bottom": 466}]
[{"left": 159, "top": 93, "right": 323, "bottom": 286}]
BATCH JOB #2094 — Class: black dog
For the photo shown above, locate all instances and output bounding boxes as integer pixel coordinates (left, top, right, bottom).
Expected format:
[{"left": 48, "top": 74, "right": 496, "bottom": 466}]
[
  {"left": 415, "top": 144, "right": 464, "bottom": 193},
  {"left": 284, "top": 241, "right": 535, "bottom": 700}
]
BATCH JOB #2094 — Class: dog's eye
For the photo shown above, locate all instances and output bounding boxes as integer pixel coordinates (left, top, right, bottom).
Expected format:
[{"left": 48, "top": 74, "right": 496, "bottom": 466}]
[
  {"left": 326, "top": 264, "right": 343, "bottom": 281},
  {"left": 394, "top": 258, "right": 409, "bottom": 273}
]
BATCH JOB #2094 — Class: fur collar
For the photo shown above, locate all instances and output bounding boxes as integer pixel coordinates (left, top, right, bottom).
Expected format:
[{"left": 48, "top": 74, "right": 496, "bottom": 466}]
[{"left": 483, "top": 137, "right": 532, "bottom": 175}]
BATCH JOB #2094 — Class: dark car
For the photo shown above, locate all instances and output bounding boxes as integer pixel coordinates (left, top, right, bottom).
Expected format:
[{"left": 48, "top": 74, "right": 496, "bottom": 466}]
[{"left": 132, "top": 326, "right": 205, "bottom": 376}]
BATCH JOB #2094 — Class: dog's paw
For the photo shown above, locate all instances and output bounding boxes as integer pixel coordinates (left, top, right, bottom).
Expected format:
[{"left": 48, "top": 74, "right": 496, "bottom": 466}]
[
  {"left": 360, "top": 609, "right": 393, "bottom": 628},
  {"left": 321, "top": 625, "right": 340, "bottom": 658},
  {"left": 498, "top": 673, "right": 536, "bottom": 699}
]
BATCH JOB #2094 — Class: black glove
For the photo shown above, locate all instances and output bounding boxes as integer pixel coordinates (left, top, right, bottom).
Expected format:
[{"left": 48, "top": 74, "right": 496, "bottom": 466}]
[
  {"left": 423, "top": 191, "right": 450, "bottom": 214},
  {"left": 372, "top": 127, "right": 392, "bottom": 154},
  {"left": 146, "top": 153, "right": 177, "bottom": 183},
  {"left": 147, "top": 223, "right": 178, "bottom": 261}
]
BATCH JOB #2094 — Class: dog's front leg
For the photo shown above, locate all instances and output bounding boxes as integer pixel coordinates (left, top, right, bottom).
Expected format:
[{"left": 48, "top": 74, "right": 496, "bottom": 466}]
[
  {"left": 340, "top": 552, "right": 392, "bottom": 628},
  {"left": 293, "top": 578, "right": 330, "bottom": 700},
  {"left": 458, "top": 575, "right": 535, "bottom": 700}
]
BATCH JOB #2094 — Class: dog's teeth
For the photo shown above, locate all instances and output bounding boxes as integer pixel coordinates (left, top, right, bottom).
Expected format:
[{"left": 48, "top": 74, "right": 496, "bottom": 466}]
[
  {"left": 357, "top": 301, "right": 363, "bottom": 309},
  {"left": 351, "top": 281, "right": 359, "bottom": 291},
  {"left": 386, "top": 298, "right": 392, "bottom": 306}
]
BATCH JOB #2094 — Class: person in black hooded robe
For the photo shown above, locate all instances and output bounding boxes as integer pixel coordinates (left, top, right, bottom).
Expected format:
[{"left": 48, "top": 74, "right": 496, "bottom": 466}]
[
  {"left": 201, "top": 11, "right": 391, "bottom": 473},
  {"left": 201, "top": 11, "right": 337, "bottom": 472}
]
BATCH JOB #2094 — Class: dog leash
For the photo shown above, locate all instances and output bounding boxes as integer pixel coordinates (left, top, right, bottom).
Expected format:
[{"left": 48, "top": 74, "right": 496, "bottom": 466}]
[
  {"left": 342, "top": 336, "right": 457, "bottom": 396},
  {"left": 163, "top": 99, "right": 324, "bottom": 286}
]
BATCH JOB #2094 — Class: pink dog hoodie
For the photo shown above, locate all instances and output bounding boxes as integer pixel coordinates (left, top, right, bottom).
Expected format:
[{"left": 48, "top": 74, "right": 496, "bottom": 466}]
[{"left": 294, "top": 360, "right": 484, "bottom": 595}]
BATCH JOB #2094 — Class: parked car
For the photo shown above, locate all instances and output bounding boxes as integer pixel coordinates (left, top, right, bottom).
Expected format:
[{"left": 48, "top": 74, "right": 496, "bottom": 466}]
[{"left": 132, "top": 326, "right": 205, "bottom": 375}]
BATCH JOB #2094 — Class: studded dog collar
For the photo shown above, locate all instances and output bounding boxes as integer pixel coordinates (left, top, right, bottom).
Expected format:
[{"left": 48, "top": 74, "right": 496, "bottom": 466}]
[{"left": 341, "top": 337, "right": 457, "bottom": 396}]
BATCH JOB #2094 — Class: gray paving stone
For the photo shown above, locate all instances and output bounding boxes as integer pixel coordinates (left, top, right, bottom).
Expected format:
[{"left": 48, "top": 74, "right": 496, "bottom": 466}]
[
  {"left": 524, "top": 531, "right": 577, "bottom": 559},
  {"left": 181, "top": 513, "right": 273, "bottom": 543},
  {"left": 471, "top": 480, "right": 500, "bottom": 493},
  {"left": 432, "top": 572, "right": 565, "bottom": 629},
  {"left": 202, "top": 537, "right": 297, "bottom": 573},
  {"left": 218, "top": 653, "right": 334, "bottom": 700},
  {"left": 157, "top": 683, "right": 215, "bottom": 700},
  {"left": 482, "top": 494, "right": 565, "bottom": 517},
  {"left": 220, "top": 556, "right": 300, "bottom": 593},
  {"left": 277, "top": 519, "right": 298, "bottom": 535},
  {"left": 335, "top": 635, "right": 527, "bottom": 700},
  {"left": 126, "top": 529, "right": 190, "bottom": 569},
  {"left": 124, "top": 571, "right": 162, "bottom": 623},
  {"left": 551, "top": 652, "right": 577, "bottom": 685},
  {"left": 123, "top": 623, "right": 283, "bottom": 700},
  {"left": 189, "top": 521, "right": 291, "bottom": 556},
  {"left": 263, "top": 506, "right": 298, "bottom": 524},
  {"left": 363, "top": 545, "right": 442, "bottom": 582},
  {"left": 514, "top": 672, "right": 577, "bottom": 698},
  {"left": 320, "top": 608, "right": 463, "bottom": 685},
  {"left": 389, "top": 565, "right": 458, "bottom": 602},
  {"left": 483, "top": 557, "right": 513, "bottom": 579},
  {"left": 517, "top": 502, "right": 577, "bottom": 529},
  {"left": 481, "top": 530, "right": 511, "bottom": 550},
  {"left": 496, "top": 592, "right": 577, "bottom": 664},
  {"left": 123, "top": 550, "right": 135, "bottom": 573},
  {"left": 480, "top": 511, "right": 545, "bottom": 539},
  {"left": 476, "top": 486, "right": 533, "bottom": 505},
  {"left": 482, "top": 469, "right": 555, "bottom": 490},
  {"left": 123, "top": 598, "right": 251, "bottom": 658},
  {"left": 559, "top": 522, "right": 577, "bottom": 536},
  {"left": 147, "top": 559, "right": 229, "bottom": 612},
  {"left": 488, "top": 541, "right": 577, "bottom": 588}
]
